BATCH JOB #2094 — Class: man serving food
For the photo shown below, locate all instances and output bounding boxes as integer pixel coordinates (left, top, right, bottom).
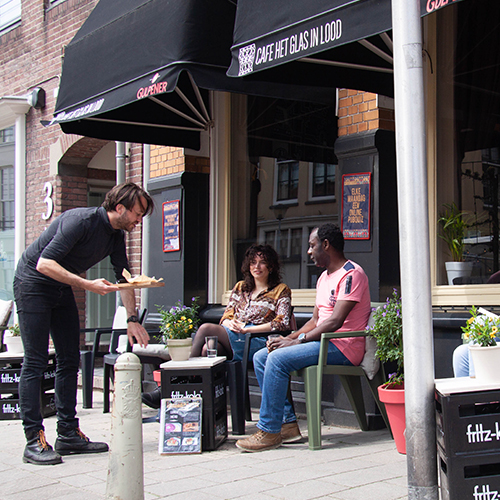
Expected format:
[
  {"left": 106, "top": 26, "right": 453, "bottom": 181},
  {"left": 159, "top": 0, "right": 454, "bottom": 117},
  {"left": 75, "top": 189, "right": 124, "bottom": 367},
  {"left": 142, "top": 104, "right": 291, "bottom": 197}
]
[{"left": 14, "top": 183, "right": 154, "bottom": 465}]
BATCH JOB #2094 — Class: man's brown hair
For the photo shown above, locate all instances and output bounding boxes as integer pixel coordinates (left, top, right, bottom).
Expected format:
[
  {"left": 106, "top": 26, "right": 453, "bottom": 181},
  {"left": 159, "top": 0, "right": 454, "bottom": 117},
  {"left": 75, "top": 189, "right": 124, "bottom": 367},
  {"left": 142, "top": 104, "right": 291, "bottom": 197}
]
[{"left": 102, "top": 183, "right": 154, "bottom": 216}]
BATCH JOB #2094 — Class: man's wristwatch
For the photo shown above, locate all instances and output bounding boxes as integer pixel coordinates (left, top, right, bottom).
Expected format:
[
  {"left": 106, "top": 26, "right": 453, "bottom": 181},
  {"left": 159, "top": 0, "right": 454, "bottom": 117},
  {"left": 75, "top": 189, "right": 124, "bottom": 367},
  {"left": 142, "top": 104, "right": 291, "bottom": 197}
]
[
  {"left": 127, "top": 315, "right": 139, "bottom": 324},
  {"left": 298, "top": 333, "right": 307, "bottom": 343}
]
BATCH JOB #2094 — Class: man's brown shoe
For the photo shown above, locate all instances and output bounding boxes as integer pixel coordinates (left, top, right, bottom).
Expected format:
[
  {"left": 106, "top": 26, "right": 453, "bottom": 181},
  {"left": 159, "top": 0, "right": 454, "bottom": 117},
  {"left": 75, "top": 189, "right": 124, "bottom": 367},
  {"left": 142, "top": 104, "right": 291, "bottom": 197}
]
[
  {"left": 236, "top": 429, "right": 282, "bottom": 452},
  {"left": 281, "top": 421, "right": 302, "bottom": 443}
]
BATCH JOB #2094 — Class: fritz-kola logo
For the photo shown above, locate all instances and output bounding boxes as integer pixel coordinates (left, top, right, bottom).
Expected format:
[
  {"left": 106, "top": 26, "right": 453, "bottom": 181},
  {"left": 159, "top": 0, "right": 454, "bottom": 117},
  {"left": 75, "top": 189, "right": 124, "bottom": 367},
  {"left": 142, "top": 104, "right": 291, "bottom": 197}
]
[
  {"left": 136, "top": 73, "right": 168, "bottom": 99},
  {"left": 238, "top": 44, "right": 256, "bottom": 76}
]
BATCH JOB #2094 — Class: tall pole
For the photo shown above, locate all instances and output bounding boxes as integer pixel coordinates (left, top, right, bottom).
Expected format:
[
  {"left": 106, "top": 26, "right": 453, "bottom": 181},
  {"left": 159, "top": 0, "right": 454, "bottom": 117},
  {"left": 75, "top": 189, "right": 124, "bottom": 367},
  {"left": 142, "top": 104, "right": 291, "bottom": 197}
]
[{"left": 391, "top": 1, "right": 438, "bottom": 499}]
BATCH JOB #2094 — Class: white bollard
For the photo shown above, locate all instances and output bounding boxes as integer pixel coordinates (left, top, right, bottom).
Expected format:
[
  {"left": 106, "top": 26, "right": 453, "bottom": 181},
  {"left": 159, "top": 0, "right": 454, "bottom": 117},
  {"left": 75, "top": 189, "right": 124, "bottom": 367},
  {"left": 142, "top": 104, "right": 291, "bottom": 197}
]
[{"left": 105, "top": 353, "right": 144, "bottom": 500}]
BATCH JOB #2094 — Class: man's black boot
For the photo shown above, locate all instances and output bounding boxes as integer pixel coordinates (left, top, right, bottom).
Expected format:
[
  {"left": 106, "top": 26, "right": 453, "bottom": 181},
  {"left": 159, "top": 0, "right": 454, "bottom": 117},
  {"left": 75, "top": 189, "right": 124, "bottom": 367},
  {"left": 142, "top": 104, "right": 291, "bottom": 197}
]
[
  {"left": 141, "top": 386, "right": 161, "bottom": 409},
  {"left": 54, "top": 426, "right": 108, "bottom": 455},
  {"left": 23, "top": 429, "right": 63, "bottom": 465}
]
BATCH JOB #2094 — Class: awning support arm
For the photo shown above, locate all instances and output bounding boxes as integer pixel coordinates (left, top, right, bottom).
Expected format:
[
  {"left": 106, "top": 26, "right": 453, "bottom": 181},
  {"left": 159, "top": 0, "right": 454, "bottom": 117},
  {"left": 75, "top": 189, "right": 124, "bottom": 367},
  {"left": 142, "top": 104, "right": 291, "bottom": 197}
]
[
  {"left": 148, "top": 96, "right": 207, "bottom": 127},
  {"left": 299, "top": 57, "right": 393, "bottom": 74},
  {"left": 358, "top": 39, "right": 393, "bottom": 64},
  {"left": 86, "top": 117, "right": 204, "bottom": 132}
]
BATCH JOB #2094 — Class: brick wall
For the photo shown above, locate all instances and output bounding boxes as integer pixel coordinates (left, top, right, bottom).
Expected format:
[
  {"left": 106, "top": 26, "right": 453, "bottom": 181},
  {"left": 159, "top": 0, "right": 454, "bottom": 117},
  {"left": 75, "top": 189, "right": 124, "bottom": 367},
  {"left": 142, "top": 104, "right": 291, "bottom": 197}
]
[
  {"left": 0, "top": 0, "right": 145, "bottom": 342},
  {"left": 150, "top": 145, "right": 209, "bottom": 178},
  {"left": 338, "top": 89, "right": 395, "bottom": 136}
]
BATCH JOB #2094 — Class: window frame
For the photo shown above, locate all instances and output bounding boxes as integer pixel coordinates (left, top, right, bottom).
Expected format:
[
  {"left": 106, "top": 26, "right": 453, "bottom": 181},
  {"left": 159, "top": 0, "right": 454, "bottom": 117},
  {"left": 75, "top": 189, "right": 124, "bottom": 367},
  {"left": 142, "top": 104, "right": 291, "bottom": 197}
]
[
  {"left": 308, "top": 162, "right": 336, "bottom": 202},
  {"left": 0, "top": 0, "right": 21, "bottom": 34}
]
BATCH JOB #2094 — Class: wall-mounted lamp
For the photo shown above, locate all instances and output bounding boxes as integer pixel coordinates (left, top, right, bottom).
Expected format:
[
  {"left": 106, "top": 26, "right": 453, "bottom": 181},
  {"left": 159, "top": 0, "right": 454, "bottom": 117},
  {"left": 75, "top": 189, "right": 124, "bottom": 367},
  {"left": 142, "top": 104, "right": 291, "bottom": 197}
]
[{"left": 27, "top": 87, "right": 46, "bottom": 109}]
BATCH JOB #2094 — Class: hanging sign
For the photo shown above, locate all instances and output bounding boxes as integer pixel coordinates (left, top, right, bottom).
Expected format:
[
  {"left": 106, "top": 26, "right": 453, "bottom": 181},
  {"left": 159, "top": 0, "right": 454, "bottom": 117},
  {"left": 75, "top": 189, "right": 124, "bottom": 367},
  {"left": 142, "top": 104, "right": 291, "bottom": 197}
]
[
  {"left": 163, "top": 200, "right": 180, "bottom": 252},
  {"left": 341, "top": 173, "right": 371, "bottom": 240}
]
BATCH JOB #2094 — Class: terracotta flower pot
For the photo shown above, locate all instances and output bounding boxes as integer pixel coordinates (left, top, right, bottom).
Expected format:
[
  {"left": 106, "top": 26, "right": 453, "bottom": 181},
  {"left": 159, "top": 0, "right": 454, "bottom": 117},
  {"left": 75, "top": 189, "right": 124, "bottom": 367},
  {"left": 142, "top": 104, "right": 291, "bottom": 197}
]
[
  {"left": 378, "top": 383, "right": 406, "bottom": 454},
  {"left": 469, "top": 345, "right": 500, "bottom": 383},
  {"left": 166, "top": 338, "right": 193, "bottom": 361}
]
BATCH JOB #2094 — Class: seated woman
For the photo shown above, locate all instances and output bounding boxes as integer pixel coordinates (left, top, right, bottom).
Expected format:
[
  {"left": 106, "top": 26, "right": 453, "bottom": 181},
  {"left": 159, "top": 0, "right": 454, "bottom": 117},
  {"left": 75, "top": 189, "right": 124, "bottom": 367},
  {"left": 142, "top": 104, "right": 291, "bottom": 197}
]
[
  {"left": 191, "top": 244, "right": 292, "bottom": 361},
  {"left": 141, "top": 244, "right": 291, "bottom": 410}
]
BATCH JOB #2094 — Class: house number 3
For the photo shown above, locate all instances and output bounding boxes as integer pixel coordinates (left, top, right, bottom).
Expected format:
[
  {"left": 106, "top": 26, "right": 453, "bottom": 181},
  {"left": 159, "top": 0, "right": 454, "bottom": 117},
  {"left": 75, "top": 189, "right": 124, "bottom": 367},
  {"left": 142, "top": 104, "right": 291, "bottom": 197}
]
[{"left": 42, "top": 181, "right": 54, "bottom": 220}]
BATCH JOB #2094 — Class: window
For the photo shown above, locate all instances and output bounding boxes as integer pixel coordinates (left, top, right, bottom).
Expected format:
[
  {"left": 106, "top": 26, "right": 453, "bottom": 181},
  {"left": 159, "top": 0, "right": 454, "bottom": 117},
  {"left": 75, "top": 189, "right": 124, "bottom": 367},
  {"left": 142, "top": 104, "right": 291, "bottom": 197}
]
[
  {"left": 0, "top": 127, "right": 14, "bottom": 143},
  {"left": 311, "top": 162, "right": 336, "bottom": 198},
  {"left": 0, "top": 167, "right": 14, "bottom": 231},
  {"left": 0, "top": 0, "right": 21, "bottom": 32},
  {"left": 228, "top": 93, "right": 339, "bottom": 296},
  {"left": 434, "top": 0, "right": 500, "bottom": 288},
  {"left": 277, "top": 160, "right": 299, "bottom": 201}
]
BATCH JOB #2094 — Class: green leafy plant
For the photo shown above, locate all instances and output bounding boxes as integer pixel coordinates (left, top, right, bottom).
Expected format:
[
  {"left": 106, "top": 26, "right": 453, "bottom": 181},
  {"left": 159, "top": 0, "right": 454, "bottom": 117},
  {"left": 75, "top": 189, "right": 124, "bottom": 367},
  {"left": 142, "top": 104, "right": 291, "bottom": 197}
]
[
  {"left": 367, "top": 289, "right": 403, "bottom": 385},
  {"left": 438, "top": 202, "right": 470, "bottom": 262},
  {"left": 156, "top": 297, "right": 200, "bottom": 341},
  {"left": 8, "top": 324, "right": 21, "bottom": 337},
  {"left": 461, "top": 306, "right": 499, "bottom": 347}
]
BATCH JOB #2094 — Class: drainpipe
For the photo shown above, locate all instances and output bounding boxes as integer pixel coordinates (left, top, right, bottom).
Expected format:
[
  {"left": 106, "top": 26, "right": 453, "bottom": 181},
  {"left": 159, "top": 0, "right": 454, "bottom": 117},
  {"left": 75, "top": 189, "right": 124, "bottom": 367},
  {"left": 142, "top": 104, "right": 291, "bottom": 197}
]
[
  {"left": 116, "top": 141, "right": 126, "bottom": 184},
  {"left": 391, "top": 1, "right": 438, "bottom": 499},
  {"left": 141, "top": 144, "right": 150, "bottom": 311},
  {"left": 14, "top": 113, "right": 26, "bottom": 267}
]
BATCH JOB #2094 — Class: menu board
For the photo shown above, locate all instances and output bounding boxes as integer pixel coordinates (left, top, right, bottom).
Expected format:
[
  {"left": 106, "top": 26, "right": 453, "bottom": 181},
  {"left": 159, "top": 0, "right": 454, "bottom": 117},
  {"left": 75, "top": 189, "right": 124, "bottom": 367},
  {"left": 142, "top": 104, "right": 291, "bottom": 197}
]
[
  {"left": 163, "top": 200, "right": 180, "bottom": 252},
  {"left": 341, "top": 173, "right": 371, "bottom": 240},
  {"left": 159, "top": 397, "right": 202, "bottom": 454}
]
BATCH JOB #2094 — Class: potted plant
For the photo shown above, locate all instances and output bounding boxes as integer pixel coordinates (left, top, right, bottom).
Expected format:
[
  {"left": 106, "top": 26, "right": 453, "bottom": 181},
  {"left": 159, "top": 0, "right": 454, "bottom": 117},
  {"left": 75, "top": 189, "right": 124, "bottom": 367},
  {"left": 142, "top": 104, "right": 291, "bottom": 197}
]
[
  {"left": 438, "top": 202, "right": 473, "bottom": 285},
  {"left": 157, "top": 297, "right": 200, "bottom": 361},
  {"left": 367, "top": 289, "right": 406, "bottom": 454},
  {"left": 4, "top": 323, "right": 23, "bottom": 353},
  {"left": 461, "top": 306, "right": 500, "bottom": 383}
]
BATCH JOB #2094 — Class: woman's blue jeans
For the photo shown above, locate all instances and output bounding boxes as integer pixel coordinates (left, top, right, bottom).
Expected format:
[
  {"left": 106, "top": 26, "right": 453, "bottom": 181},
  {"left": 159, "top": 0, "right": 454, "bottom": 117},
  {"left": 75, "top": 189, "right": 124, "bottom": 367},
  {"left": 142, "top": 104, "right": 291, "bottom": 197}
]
[
  {"left": 223, "top": 324, "right": 267, "bottom": 362},
  {"left": 253, "top": 341, "right": 352, "bottom": 434},
  {"left": 14, "top": 277, "right": 81, "bottom": 435}
]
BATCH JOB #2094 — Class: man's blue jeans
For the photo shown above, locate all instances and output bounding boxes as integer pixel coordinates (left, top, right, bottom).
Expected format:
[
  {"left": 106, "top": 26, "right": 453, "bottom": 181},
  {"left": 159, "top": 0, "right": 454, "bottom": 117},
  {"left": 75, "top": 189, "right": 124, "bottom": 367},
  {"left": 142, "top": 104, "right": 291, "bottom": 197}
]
[
  {"left": 253, "top": 341, "right": 352, "bottom": 434},
  {"left": 14, "top": 277, "right": 81, "bottom": 435}
]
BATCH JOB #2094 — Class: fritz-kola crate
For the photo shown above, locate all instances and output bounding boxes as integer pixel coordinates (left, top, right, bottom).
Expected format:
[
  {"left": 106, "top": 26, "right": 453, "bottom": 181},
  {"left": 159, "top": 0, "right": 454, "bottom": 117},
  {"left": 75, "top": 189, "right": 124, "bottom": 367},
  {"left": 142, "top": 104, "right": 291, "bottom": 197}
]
[
  {"left": 439, "top": 446, "right": 500, "bottom": 500},
  {"left": 1, "top": 391, "right": 56, "bottom": 420},
  {"left": 436, "top": 387, "right": 500, "bottom": 457},
  {"left": 160, "top": 359, "right": 227, "bottom": 450}
]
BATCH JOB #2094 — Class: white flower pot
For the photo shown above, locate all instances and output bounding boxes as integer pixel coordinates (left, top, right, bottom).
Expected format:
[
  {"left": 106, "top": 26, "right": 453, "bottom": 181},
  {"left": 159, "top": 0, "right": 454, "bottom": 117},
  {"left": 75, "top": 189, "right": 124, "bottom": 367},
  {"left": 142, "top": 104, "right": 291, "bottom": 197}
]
[
  {"left": 166, "top": 338, "right": 192, "bottom": 361},
  {"left": 445, "top": 261, "right": 473, "bottom": 285},
  {"left": 4, "top": 332, "right": 24, "bottom": 354},
  {"left": 469, "top": 345, "right": 500, "bottom": 383}
]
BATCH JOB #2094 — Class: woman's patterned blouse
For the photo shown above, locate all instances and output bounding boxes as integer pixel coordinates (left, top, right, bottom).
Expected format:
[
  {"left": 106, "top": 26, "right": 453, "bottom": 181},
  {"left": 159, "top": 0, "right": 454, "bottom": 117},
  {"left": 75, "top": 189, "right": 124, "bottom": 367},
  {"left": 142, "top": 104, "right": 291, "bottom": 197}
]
[{"left": 220, "top": 281, "right": 292, "bottom": 331}]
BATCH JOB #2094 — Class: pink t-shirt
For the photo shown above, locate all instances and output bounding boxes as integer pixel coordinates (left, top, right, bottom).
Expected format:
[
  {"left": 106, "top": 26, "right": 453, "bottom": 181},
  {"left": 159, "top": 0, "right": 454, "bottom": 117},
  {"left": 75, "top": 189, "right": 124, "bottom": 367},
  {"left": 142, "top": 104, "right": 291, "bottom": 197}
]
[{"left": 316, "top": 261, "right": 371, "bottom": 365}]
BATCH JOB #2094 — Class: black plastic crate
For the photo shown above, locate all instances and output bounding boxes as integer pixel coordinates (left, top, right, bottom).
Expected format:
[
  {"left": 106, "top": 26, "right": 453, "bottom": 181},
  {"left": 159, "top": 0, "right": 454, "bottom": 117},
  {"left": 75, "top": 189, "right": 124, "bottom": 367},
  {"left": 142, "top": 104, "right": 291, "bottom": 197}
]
[
  {"left": 436, "top": 389, "right": 500, "bottom": 456},
  {"left": 201, "top": 406, "right": 227, "bottom": 451},
  {"left": 439, "top": 446, "right": 500, "bottom": 500},
  {"left": 161, "top": 363, "right": 227, "bottom": 450},
  {"left": 0, "top": 365, "right": 56, "bottom": 393},
  {"left": 161, "top": 363, "right": 227, "bottom": 410},
  {"left": 0, "top": 390, "right": 56, "bottom": 420}
]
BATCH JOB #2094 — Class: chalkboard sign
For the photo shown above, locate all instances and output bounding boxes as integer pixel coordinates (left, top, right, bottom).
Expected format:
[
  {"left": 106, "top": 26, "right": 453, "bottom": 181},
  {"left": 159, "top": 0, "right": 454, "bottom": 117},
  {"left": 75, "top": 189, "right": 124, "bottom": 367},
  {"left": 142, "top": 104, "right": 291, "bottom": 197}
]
[
  {"left": 341, "top": 173, "right": 371, "bottom": 240},
  {"left": 162, "top": 200, "right": 180, "bottom": 252},
  {"left": 159, "top": 397, "right": 202, "bottom": 454}
]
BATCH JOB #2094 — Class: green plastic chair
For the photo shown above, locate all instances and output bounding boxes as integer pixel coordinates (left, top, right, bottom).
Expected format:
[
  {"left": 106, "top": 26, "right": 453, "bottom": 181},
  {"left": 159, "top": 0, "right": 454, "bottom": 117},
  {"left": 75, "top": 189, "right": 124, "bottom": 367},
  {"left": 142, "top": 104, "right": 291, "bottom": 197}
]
[{"left": 293, "top": 304, "right": 391, "bottom": 450}]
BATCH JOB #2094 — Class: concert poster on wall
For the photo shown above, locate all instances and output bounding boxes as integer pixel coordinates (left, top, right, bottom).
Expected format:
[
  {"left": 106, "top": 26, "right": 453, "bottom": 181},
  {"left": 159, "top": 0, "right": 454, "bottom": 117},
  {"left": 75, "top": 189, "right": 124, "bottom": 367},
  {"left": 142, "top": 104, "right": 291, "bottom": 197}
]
[
  {"left": 341, "top": 173, "right": 371, "bottom": 240},
  {"left": 163, "top": 200, "right": 180, "bottom": 252}
]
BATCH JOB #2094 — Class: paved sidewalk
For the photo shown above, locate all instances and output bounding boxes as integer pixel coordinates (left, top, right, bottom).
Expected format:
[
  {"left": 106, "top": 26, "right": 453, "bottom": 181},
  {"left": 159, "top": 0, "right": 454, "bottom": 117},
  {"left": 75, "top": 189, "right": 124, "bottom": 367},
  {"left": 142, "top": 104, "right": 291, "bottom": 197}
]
[{"left": 0, "top": 389, "right": 408, "bottom": 500}]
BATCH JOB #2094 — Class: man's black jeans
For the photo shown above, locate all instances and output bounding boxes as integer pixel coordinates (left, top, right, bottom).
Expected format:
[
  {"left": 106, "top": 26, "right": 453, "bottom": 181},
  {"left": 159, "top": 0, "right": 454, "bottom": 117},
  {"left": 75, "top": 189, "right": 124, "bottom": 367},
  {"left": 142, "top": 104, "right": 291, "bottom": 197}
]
[{"left": 14, "top": 277, "right": 81, "bottom": 436}]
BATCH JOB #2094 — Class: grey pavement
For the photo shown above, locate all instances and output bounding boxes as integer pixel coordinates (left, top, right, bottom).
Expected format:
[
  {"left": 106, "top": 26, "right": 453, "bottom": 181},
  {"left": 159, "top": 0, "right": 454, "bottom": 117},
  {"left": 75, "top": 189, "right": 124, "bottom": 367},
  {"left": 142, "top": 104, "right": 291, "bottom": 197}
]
[{"left": 0, "top": 387, "right": 408, "bottom": 500}]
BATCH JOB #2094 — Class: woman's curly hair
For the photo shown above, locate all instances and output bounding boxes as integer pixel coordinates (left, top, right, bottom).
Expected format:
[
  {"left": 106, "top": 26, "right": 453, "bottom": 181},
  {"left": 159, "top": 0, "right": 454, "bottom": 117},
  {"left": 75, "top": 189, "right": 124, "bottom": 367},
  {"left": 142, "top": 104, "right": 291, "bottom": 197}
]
[{"left": 241, "top": 244, "right": 282, "bottom": 292}]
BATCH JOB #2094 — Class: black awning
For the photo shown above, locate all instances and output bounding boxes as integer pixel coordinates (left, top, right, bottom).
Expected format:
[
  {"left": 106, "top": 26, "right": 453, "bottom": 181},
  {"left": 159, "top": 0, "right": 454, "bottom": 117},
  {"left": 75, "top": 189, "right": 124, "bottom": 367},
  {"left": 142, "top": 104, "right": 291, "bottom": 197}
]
[
  {"left": 52, "top": 0, "right": 238, "bottom": 149},
  {"left": 53, "top": 0, "right": 340, "bottom": 149},
  {"left": 228, "top": 0, "right": 467, "bottom": 97}
]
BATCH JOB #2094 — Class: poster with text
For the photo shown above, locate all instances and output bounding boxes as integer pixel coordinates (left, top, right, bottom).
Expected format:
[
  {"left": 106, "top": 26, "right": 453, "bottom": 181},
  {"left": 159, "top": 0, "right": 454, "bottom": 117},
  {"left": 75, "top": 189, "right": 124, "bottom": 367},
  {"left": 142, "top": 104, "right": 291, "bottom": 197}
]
[
  {"left": 163, "top": 200, "right": 180, "bottom": 252},
  {"left": 159, "top": 397, "right": 202, "bottom": 454},
  {"left": 341, "top": 173, "right": 371, "bottom": 240}
]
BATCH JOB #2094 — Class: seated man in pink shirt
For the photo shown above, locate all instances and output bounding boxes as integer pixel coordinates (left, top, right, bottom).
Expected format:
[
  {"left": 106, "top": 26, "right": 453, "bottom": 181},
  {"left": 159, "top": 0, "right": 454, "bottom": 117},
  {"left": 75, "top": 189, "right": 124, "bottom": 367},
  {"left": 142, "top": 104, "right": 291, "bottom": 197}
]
[{"left": 236, "top": 223, "right": 371, "bottom": 452}]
